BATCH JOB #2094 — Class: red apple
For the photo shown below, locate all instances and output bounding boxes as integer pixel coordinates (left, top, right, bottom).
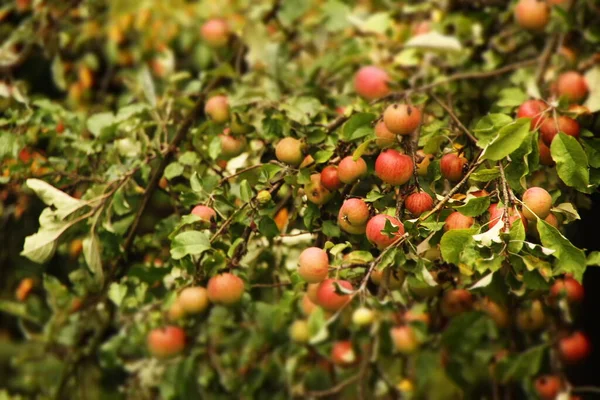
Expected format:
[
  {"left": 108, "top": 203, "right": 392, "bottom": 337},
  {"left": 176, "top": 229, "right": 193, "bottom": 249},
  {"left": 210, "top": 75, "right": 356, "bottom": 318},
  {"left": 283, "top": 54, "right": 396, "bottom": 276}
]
[
  {"left": 441, "top": 289, "right": 473, "bottom": 317},
  {"left": 331, "top": 341, "right": 358, "bottom": 367},
  {"left": 191, "top": 205, "right": 216, "bottom": 223},
  {"left": 383, "top": 104, "right": 421, "bottom": 135},
  {"left": 404, "top": 309, "right": 431, "bottom": 326},
  {"left": 514, "top": 0, "right": 550, "bottom": 31},
  {"left": 488, "top": 203, "right": 528, "bottom": 230},
  {"left": 534, "top": 375, "right": 563, "bottom": 400},
  {"left": 440, "top": 153, "right": 468, "bottom": 182},
  {"left": 307, "top": 283, "right": 319, "bottom": 303},
  {"left": 201, "top": 19, "right": 230, "bottom": 47},
  {"left": 405, "top": 192, "right": 434, "bottom": 216},
  {"left": 205, "top": 95, "right": 230, "bottom": 123},
  {"left": 275, "top": 137, "right": 304, "bottom": 166},
  {"left": 320, "top": 165, "right": 342, "bottom": 190},
  {"left": 540, "top": 116, "right": 580, "bottom": 146},
  {"left": 538, "top": 140, "right": 554, "bottom": 166},
  {"left": 338, "top": 156, "right": 368, "bottom": 184},
  {"left": 168, "top": 302, "right": 186, "bottom": 321},
  {"left": 354, "top": 66, "right": 390, "bottom": 100},
  {"left": 375, "top": 149, "right": 413, "bottom": 186},
  {"left": 478, "top": 297, "right": 509, "bottom": 328},
  {"left": 147, "top": 326, "right": 186, "bottom": 358},
  {"left": 305, "top": 174, "right": 333, "bottom": 205},
  {"left": 444, "top": 211, "right": 474, "bottom": 231},
  {"left": 301, "top": 294, "right": 318, "bottom": 316},
  {"left": 556, "top": 71, "right": 588, "bottom": 103},
  {"left": 316, "top": 278, "right": 353, "bottom": 312},
  {"left": 522, "top": 186, "right": 552, "bottom": 220},
  {"left": 375, "top": 119, "right": 397, "bottom": 148},
  {"left": 544, "top": 212, "right": 559, "bottom": 228},
  {"left": 338, "top": 198, "right": 370, "bottom": 234},
  {"left": 550, "top": 277, "right": 584, "bottom": 304},
  {"left": 390, "top": 325, "right": 420, "bottom": 354},
  {"left": 220, "top": 131, "right": 246, "bottom": 158},
  {"left": 366, "top": 214, "right": 405, "bottom": 249},
  {"left": 207, "top": 273, "right": 245, "bottom": 305},
  {"left": 178, "top": 287, "right": 210, "bottom": 314},
  {"left": 298, "top": 247, "right": 329, "bottom": 283},
  {"left": 517, "top": 99, "right": 548, "bottom": 130},
  {"left": 559, "top": 331, "right": 591, "bottom": 364}
]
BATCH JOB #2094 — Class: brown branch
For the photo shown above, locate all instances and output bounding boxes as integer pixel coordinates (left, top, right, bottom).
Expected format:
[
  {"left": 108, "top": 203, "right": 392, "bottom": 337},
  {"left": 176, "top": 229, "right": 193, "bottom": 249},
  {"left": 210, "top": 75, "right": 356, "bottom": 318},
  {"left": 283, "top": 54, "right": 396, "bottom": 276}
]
[
  {"left": 430, "top": 93, "right": 478, "bottom": 144},
  {"left": 251, "top": 282, "right": 291, "bottom": 288},
  {"left": 218, "top": 164, "right": 263, "bottom": 185},
  {"left": 497, "top": 162, "right": 512, "bottom": 234},
  {"left": 535, "top": 35, "right": 559, "bottom": 87}
]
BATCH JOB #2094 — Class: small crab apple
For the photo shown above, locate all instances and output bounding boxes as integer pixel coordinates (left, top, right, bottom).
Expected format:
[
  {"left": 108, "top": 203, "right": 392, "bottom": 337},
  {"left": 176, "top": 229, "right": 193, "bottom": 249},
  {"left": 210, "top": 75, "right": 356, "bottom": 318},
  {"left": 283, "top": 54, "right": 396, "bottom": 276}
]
[
  {"left": 516, "top": 300, "right": 546, "bottom": 332},
  {"left": 205, "top": 95, "right": 230, "bottom": 123},
  {"left": 538, "top": 140, "right": 554, "bottom": 166},
  {"left": 440, "top": 153, "right": 468, "bottom": 182},
  {"left": 540, "top": 116, "right": 580, "bottom": 146},
  {"left": 404, "top": 309, "right": 431, "bottom": 326},
  {"left": 320, "top": 165, "right": 342, "bottom": 191},
  {"left": 383, "top": 104, "right": 421, "bottom": 135},
  {"left": 168, "top": 302, "right": 186, "bottom": 322},
  {"left": 444, "top": 211, "right": 474, "bottom": 231},
  {"left": 201, "top": 18, "right": 230, "bottom": 47},
  {"left": 559, "top": 331, "right": 591, "bottom": 364},
  {"left": 488, "top": 203, "right": 528, "bottom": 230},
  {"left": 366, "top": 214, "right": 405, "bottom": 249},
  {"left": 275, "top": 137, "right": 304, "bottom": 166},
  {"left": 375, "top": 119, "right": 397, "bottom": 148},
  {"left": 534, "top": 375, "right": 563, "bottom": 400},
  {"left": 544, "top": 212, "right": 559, "bottom": 228},
  {"left": 390, "top": 325, "right": 420, "bottom": 354},
  {"left": 416, "top": 150, "right": 433, "bottom": 176},
  {"left": 301, "top": 294, "right": 318, "bottom": 316},
  {"left": 441, "top": 289, "right": 473, "bottom": 317},
  {"left": 316, "top": 279, "right": 353, "bottom": 312},
  {"left": 375, "top": 149, "right": 414, "bottom": 186},
  {"left": 305, "top": 174, "right": 333, "bottom": 205},
  {"left": 405, "top": 191, "right": 434, "bottom": 216},
  {"left": 220, "top": 132, "right": 246, "bottom": 159},
  {"left": 522, "top": 187, "right": 552, "bottom": 220},
  {"left": 371, "top": 268, "right": 405, "bottom": 290},
  {"left": 298, "top": 247, "right": 329, "bottom": 283},
  {"left": 191, "top": 205, "right": 216, "bottom": 223},
  {"left": 478, "top": 298, "right": 509, "bottom": 328},
  {"left": 178, "top": 287, "right": 210, "bottom": 314},
  {"left": 353, "top": 66, "right": 390, "bottom": 100},
  {"left": 207, "top": 273, "right": 245, "bottom": 305},
  {"left": 147, "top": 326, "right": 186, "bottom": 358},
  {"left": 516, "top": 99, "right": 548, "bottom": 130},
  {"left": 556, "top": 71, "right": 589, "bottom": 103},
  {"left": 289, "top": 320, "right": 310, "bottom": 343},
  {"left": 338, "top": 156, "right": 368, "bottom": 184},
  {"left": 550, "top": 276, "right": 584, "bottom": 304},
  {"left": 338, "top": 198, "right": 370, "bottom": 234},
  {"left": 514, "top": 0, "right": 550, "bottom": 31},
  {"left": 307, "top": 283, "right": 320, "bottom": 303},
  {"left": 352, "top": 307, "right": 375, "bottom": 326},
  {"left": 331, "top": 341, "right": 358, "bottom": 367}
]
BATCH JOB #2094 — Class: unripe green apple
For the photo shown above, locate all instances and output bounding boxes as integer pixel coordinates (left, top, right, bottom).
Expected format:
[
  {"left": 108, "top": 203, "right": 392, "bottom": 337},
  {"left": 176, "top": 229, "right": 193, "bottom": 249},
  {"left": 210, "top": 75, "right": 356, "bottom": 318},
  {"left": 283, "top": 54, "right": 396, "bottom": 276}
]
[
  {"left": 298, "top": 247, "right": 329, "bottom": 283},
  {"left": 256, "top": 190, "right": 272, "bottom": 205},
  {"left": 522, "top": 186, "right": 552, "bottom": 220},
  {"left": 147, "top": 326, "right": 186, "bottom": 358},
  {"left": 352, "top": 307, "right": 375, "bottom": 326},
  {"left": 338, "top": 156, "right": 367, "bottom": 184},
  {"left": 365, "top": 214, "right": 405, "bottom": 249},
  {"left": 207, "top": 273, "right": 245, "bottom": 305},
  {"left": 383, "top": 104, "right": 421, "bottom": 135},
  {"left": 205, "top": 95, "right": 230, "bottom": 123},
  {"left": 275, "top": 137, "right": 304, "bottom": 166},
  {"left": 289, "top": 320, "right": 310, "bottom": 343},
  {"left": 375, "top": 149, "right": 413, "bottom": 185},
  {"left": 178, "top": 287, "right": 210, "bottom": 314}
]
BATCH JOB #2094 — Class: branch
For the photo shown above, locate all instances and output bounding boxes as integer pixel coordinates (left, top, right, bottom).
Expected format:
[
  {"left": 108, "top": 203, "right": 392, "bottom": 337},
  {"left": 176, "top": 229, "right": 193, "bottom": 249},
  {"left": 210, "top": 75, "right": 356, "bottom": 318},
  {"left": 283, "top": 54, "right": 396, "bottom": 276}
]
[
  {"left": 218, "top": 164, "right": 263, "bottom": 185},
  {"left": 497, "top": 162, "right": 512, "bottom": 234},
  {"left": 429, "top": 93, "right": 478, "bottom": 144},
  {"left": 535, "top": 35, "right": 559, "bottom": 86}
]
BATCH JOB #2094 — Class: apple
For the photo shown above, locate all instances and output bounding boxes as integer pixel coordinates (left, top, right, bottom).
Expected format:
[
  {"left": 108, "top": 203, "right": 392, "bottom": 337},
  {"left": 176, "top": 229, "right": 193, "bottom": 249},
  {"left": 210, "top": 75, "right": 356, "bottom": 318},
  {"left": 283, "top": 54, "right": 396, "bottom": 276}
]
[
  {"left": 275, "top": 137, "right": 304, "bottom": 166},
  {"left": 390, "top": 325, "right": 420, "bottom": 354},
  {"left": 534, "top": 375, "right": 563, "bottom": 400},
  {"left": 516, "top": 300, "right": 546, "bottom": 331},
  {"left": 353, "top": 66, "right": 390, "bottom": 100},
  {"left": 15, "top": 278, "right": 34, "bottom": 302},
  {"left": 316, "top": 278, "right": 353, "bottom": 312},
  {"left": 412, "top": 21, "right": 431, "bottom": 36},
  {"left": 352, "top": 307, "right": 375, "bottom": 326},
  {"left": 550, "top": 276, "right": 584, "bottom": 304},
  {"left": 440, "top": 153, "right": 468, "bottom": 182},
  {"left": 556, "top": 71, "right": 588, "bottom": 103},
  {"left": 416, "top": 150, "right": 433, "bottom": 176},
  {"left": 516, "top": 99, "right": 548, "bottom": 130},
  {"left": 371, "top": 268, "right": 405, "bottom": 290},
  {"left": 375, "top": 149, "right": 414, "bottom": 185},
  {"left": 441, "top": 289, "right": 473, "bottom": 317},
  {"left": 301, "top": 293, "right": 318, "bottom": 316},
  {"left": 540, "top": 116, "right": 580, "bottom": 146},
  {"left": 298, "top": 247, "right": 329, "bottom": 283},
  {"left": 405, "top": 192, "right": 434, "bottom": 216},
  {"left": 207, "top": 273, "right": 245, "bottom": 305},
  {"left": 383, "top": 104, "right": 421, "bottom": 135},
  {"left": 331, "top": 341, "right": 358, "bottom": 367},
  {"left": 320, "top": 165, "right": 342, "bottom": 190},
  {"left": 488, "top": 203, "right": 528, "bottom": 230},
  {"left": 403, "top": 309, "right": 431, "bottom": 326},
  {"left": 559, "top": 331, "right": 591, "bottom": 364},
  {"left": 289, "top": 320, "right": 309, "bottom": 343},
  {"left": 366, "top": 214, "right": 405, "bottom": 249},
  {"left": 220, "top": 132, "right": 246, "bottom": 158},
  {"left": 375, "top": 120, "right": 397, "bottom": 148},
  {"left": 147, "top": 326, "right": 186, "bottom": 358},
  {"left": 168, "top": 302, "right": 186, "bottom": 321},
  {"left": 478, "top": 297, "right": 509, "bottom": 328},
  {"left": 538, "top": 140, "right": 554, "bottom": 166},
  {"left": 544, "top": 212, "right": 559, "bottom": 228},
  {"left": 178, "top": 287, "right": 210, "bottom": 314},
  {"left": 307, "top": 283, "right": 319, "bottom": 303},
  {"left": 201, "top": 19, "right": 230, "bottom": 47},
  {"left": 514, "top": 0, "right": 550, "bottom": 31},
  {"left": 205, "top": 95, "right": 229, "bottom": 123},
  {"left": 444, "top": 211, "right": 474, "bottom": 231},
  {"left": 522, "top": 187, "right": 552, "bottom": 220},
  {"left": 338, "top": 198, "right": 370, "bottom": 234},
  {"left": 191, "top": 205, "right": 216, "bottom": 223},
  {"left": 305, "top": 174, "right": 333, "bottom": 205},
  {"left": 338, "top": 156, "right": 368, "bottom": 184}
]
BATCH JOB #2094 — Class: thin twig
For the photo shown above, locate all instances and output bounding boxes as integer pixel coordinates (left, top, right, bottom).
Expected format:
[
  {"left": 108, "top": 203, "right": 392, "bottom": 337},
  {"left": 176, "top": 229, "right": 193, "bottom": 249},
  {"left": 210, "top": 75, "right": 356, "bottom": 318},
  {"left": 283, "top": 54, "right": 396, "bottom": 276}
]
[
  {"left": 218, "top": 164, "right": 263, "bottom": 184},
  {"left": 535, "top": 35, "right": 559, "bottom": 86},
  {"left": 497, "top": 162, "right": 512, "bottom": 234},
  {"left": 430, "top": 93, "right": 478, "bottom": 144}
]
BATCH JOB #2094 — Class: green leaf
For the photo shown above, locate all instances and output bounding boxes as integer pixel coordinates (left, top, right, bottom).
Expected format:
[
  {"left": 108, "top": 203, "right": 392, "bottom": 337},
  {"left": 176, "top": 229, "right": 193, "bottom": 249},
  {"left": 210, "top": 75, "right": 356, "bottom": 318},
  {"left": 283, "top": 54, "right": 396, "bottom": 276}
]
[
  {"left": 586, "top": 251, "right": 600, "bottom": 266},
  {"left": 504, "top": 133, "right": 536, "bottom": 191},
  {"left": 550, "top": 132, "right": 590, "bottom": 193},
  {"left": 170, "top": 231, "right": 211, "bottom": 260},
  {"left": 341, "top": 113, "right": 376, "bottom": 141},
  {"left": 496, "top": 88, "right": 528, "bottom": 108},
  {"left": 313, "top": 150, "right": 333, "bottom": 164},
  {"left": 164, "top": 162, "right": 184, "bottom": 180},
  {"left": 538, "top": 220, "right": 586, "bottom": 281},
  {"left": 473, "top": 114, "right": 513, "bottom": 146},
  {"left": 21, "top": 209, "right": 68, "bottom": 263},
  {"left": 584, "top": 66, "right": 600, "bottom": 112},
  {"left": 25, "top": 179, "right": 83, "bottom": 218},
  {"left": 259, "top": 217, "right": 279, "bottom": 239},
  {"left": 404, "top": 31, "right": 462, "bottom": 52},
  {"left": 87, "top": 112, "right": 116, "bottom": 137},
  {"left": 508, "top": 219, "right": 526, "bottom": 253},
  {"left": 469, "top": 167, "right": 500, "bottom": 183},
  {"left": 138, "top": 66, "right": 157, "bottom": 107},
  {"left": 108, "top": 282, "right": 128, "bottom": 306},
  {"left": 353, "top": 138, "right": 374, "bottom": 160},
  {"left": 482, "top": 119, "right": 530, "bottom": 161},
  {"left": 322, "top": 220, "right": 340, "bottom": 238},
  {"left": 240, "top": 179, "right": 253, "bottom": 203},
  {"left": 440, "top": 229, "right": 477, "bottom": 265},
  {"left": 453, "top": 196, "right": 490, "bottom": 217},
  {"left": 308, "top": 307, "right": 328, "bottom": 344},
  {"left": 83, "top": 233, "right": 103, "bottom": 288},
  {"left": 496, "top": 345, "right": 546, "bottom": 384}
]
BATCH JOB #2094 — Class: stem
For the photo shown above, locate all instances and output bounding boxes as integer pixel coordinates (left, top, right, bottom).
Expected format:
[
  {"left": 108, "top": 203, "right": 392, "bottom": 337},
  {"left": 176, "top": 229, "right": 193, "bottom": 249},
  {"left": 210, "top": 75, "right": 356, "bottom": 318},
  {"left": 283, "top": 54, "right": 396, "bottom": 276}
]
[{"left": 430, "top": 93, "right": 478, "bottom": 144}]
